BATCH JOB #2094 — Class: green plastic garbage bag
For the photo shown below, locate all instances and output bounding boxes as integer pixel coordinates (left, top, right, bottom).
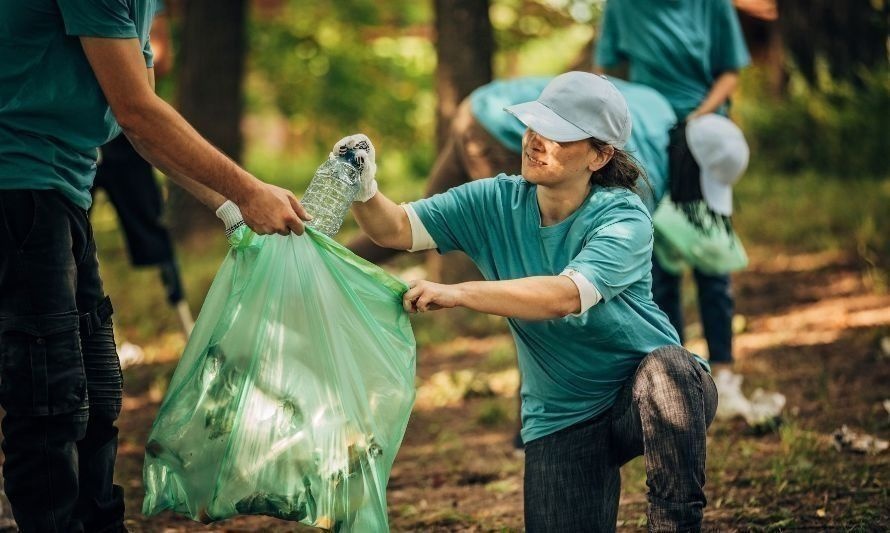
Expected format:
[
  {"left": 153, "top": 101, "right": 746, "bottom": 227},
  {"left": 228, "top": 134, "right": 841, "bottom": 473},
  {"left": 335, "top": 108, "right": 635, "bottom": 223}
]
[
  {"left": 142, "top": 226, "right": 416, "bottom": 532},
  {"left": 653, "top": 198, "right": 748, "bottom": 276}
]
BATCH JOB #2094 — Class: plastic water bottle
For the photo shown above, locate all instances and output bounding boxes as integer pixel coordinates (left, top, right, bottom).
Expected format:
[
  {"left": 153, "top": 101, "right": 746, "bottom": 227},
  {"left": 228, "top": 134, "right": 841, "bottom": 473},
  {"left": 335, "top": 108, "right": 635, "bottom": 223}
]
[{"left": 301, "top": 150, "right": 361, "bottom": 237}]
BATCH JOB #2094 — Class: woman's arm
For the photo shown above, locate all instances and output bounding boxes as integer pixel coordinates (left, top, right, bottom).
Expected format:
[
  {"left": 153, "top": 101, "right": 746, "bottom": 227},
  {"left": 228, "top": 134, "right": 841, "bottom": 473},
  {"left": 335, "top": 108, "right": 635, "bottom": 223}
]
[
  {"left": 330, "top": 134, "right": 413, "bottom": 250},
  {"left": 351, "top": 192, "right": 413, "bottom": 250},
  {"left": 687, "top": 70, "right": 740, "bottom": 120},
  {"left": 403, "top": 276, "right": 582, "bottom": 321}
]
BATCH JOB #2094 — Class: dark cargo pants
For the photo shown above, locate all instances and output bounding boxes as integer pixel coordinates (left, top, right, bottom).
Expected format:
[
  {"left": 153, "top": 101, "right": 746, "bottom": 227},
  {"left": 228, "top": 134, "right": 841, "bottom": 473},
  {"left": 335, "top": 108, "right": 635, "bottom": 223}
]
[{"left": 0, "top": 189, "right": 125, "bottom": 532}]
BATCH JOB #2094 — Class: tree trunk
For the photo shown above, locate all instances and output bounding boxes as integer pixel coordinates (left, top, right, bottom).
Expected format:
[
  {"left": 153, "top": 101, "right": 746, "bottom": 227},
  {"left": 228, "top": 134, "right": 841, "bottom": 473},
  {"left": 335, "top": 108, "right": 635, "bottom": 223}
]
[
  {"left": 737, "top": 10, "right": 787, "bottom": 98},
  {"left": 430, "top": 0, "right": 494, "bottom": 284},
  {"left": 167, "top": 0, "right": 247, "bottom": 239},
  {"left": 777, "top": 0, "right": 888, "bottom": 87},
  {"left": 433, "top": 0, "right": 494, "bottom": 151}
]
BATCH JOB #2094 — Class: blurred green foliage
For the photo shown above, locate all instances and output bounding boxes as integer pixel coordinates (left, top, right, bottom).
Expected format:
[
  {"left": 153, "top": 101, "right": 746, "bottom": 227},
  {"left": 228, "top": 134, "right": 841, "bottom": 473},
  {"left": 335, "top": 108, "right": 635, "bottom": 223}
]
[
  {"left": 247, "top": 0, "right": 435, "bottom": 153},
  {"left": 733, "top": 168, "right": 890, "bottom": 286},
  {"left": 737, "top": 65, "right": 890, "bottom": 179},
  {"left": 243, "top": 0, "right": 599, "bottom": 175},
  {"left": 161, "top": 1, "right": 889, "bottom": 184}
]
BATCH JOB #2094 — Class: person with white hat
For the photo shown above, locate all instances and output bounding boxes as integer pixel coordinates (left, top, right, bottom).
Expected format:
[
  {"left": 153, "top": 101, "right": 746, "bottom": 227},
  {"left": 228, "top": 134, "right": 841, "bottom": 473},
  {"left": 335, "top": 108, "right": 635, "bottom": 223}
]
[
  {"left": 652, "top": 114, "right": 751, "bottom": 376},
  {"left": 338, "top": 71, "right": 718, "bottom": 531}
]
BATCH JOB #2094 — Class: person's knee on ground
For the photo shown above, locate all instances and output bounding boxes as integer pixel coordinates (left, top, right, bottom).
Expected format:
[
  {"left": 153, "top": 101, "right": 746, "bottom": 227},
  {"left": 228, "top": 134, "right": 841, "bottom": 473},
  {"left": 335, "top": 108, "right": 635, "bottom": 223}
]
[{"left": 632, "top": 346, "right": 717, "bottom": 531}]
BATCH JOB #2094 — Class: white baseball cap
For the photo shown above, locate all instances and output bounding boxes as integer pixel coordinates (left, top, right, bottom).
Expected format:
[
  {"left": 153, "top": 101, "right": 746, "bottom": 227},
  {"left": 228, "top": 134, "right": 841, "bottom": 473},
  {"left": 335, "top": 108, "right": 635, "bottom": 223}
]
[
  {"left": 504, "top": 71, "right": 632, "bottom": 148},
  {"left": 686, "top": 114, "right": 750, "bottom": 216}
]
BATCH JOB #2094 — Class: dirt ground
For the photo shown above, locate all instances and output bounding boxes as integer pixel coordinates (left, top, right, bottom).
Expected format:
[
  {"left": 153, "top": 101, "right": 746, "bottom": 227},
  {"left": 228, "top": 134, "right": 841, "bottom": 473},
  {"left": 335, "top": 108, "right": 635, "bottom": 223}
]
[{"left": 7, "top": 247, "right": 890, "bottom": 532}]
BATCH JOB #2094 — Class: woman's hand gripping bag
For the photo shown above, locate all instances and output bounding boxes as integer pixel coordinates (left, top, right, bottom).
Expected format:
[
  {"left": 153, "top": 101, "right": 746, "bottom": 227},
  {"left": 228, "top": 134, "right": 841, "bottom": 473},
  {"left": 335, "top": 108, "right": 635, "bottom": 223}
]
[{"left": 142, "top": 226, "right": 416, "bottom": 532}]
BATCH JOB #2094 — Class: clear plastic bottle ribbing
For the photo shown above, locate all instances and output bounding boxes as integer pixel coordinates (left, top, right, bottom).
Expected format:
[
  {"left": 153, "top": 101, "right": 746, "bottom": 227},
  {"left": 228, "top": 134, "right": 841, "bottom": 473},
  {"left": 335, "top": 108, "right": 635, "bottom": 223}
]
[{"left": 300, "top": 151, "right": 361, "bottom": 237}]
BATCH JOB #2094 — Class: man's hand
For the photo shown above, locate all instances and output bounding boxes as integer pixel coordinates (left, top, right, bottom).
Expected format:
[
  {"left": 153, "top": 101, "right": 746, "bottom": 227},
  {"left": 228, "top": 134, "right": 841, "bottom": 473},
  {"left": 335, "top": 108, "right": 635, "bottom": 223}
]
[
  {"left": 333, "top": 134, "right": 378, "bottom": 202},
  {"left": 239, "top": 183, "right": 312, "bottom": 236},
  {"left": 402, "top": 280, "right": 463, "bottom": 313}
]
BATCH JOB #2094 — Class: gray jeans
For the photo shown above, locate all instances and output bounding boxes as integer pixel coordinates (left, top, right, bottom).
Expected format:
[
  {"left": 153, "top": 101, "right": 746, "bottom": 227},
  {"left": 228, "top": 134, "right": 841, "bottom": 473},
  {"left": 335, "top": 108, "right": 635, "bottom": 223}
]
[{"left": 524, "top": 345, "right": 718, "bottom": 532}]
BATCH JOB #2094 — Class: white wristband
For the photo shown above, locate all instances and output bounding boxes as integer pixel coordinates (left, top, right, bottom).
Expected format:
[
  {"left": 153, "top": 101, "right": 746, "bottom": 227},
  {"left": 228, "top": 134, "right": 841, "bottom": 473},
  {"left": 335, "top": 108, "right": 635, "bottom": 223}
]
[{"left": 215, "top": 200, "right": 245, "bottom": 235}]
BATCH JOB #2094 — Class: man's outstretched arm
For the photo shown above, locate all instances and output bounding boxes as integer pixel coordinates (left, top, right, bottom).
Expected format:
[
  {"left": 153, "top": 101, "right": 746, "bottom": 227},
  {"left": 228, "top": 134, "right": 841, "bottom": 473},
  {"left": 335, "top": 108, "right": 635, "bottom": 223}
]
[{"left": 80, "top": 36, "right": 310, "bottom": 236}]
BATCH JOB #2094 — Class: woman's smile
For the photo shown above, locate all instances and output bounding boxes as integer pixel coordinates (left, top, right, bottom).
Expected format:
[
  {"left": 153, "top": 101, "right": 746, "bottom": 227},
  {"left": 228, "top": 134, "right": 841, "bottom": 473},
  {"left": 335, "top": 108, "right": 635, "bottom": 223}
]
[{"left": 525, "top": 151, "right": 547, "bottom": 166}]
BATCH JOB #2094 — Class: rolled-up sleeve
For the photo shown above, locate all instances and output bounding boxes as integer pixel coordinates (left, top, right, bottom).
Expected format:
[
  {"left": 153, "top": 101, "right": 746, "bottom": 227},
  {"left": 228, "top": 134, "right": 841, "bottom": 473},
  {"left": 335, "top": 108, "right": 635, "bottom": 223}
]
[
  {"left": 409, "top": 179, "right": 495, "bottom": 259},
  {"left": 57, "top": 0, "right": 139, "bottom": 39},
  {"left": 710, "top": 0, "right": 751, "bottom": 74},
  {"left": 564, "top": 206, "right": 653, "bottom": 302}
]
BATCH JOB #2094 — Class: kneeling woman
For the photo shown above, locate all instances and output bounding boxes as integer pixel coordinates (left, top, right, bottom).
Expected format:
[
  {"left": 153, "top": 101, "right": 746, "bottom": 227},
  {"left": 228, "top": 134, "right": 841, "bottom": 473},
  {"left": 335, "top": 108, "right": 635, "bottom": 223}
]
[{"left": 342, "top": 72, "right": 717, "bottom": 532}]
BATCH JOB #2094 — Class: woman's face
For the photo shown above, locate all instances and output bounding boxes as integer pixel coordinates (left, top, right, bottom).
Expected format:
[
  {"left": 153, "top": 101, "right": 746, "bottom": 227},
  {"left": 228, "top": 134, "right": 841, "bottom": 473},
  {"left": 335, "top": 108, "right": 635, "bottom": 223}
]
[{"left": 521, "top": 129, "right": 611, "bottom": 188}]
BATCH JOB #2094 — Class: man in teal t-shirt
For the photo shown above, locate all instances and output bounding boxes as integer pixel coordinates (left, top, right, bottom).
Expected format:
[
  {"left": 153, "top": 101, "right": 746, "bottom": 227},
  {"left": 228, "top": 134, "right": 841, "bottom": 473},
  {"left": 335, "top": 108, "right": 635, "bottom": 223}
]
[
  {"left": 0, "top": 1, "right": 156, "bottom": 209},
  {"left": 595, "top": 0, "right": 750, "bottom": 119},
  {"left": 0, "top": 2, "right": 310, "bottom": 530}
]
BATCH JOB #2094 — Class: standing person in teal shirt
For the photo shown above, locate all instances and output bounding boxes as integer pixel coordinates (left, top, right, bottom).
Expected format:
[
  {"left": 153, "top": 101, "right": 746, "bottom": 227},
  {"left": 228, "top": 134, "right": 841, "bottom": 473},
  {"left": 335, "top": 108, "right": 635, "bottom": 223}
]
[
  {"left": 595, "top": 0, "right": 751, "bottom": 373},
  {"left": 594, "top": 0, "right": 751, "bottom": 120},
  {"left": 341, "top": 73, "right": 718, "bottom": 531},
  {"left": 0, "top": 1, "right": 310, "bottom": 530}
]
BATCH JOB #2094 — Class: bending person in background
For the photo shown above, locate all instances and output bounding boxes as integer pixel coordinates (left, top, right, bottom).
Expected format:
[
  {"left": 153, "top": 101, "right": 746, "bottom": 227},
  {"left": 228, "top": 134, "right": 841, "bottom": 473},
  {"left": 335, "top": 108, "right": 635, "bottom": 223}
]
[
  {"left": 0, "top": 1, "right": 309, "bottom": 531},
  {"left": 92, "top": 3, "right": 194, "bottom": 334},
  {"left": 343, "top": 72, "right": 717, "bottom": 531},
  {"left": 594, "top": 0, "right": 751, "bottom": 374}
]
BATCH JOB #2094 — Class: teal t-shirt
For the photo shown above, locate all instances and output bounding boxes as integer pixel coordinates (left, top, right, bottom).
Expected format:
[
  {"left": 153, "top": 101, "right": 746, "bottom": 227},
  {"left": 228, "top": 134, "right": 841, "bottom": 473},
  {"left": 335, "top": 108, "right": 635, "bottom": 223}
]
[
  {"left": 469, "top": 77, "right": 677, "bottom": 213},
  {"left": 595, "top": 0, "right": 750, "bottom": 117},
  {"left": 410, "top": 176, "right": 685, "bottom": 443},
  {"left": 0, "top": 0, "right": 156, "bottom": 209}
]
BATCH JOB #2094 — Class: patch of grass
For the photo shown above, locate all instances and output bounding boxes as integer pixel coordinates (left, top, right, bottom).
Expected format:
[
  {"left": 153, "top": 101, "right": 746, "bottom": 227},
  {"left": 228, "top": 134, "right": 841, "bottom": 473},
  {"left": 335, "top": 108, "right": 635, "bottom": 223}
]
[
  {"left": 734, "top": 169, "right": 890, "bottom": 282},
  {"left": 479, "top": 342, "right": 517, "bottom": 372},
  {"left": 765, "top": 514, "right": 796, "bottom": 531},
  {"left": 396, "top": 504, "right": 419, "bottom": 519},
  {"left": 91, "top": 190, "right": 229, "bottom": 345},
  {"left": 485, "top": 478, "right": 520, "bottom": 495},
  {"left": 422, "top": 508, "right": 477, "bottom": 527},
  {"left": 476, "top": 399, "right": 510, "bottom": 427},
  {"left": 618, "top": 456, "right": 647, "bottom": 496},
  {"left": 769, "top": 420, "right": 821, "bottom": 489}
]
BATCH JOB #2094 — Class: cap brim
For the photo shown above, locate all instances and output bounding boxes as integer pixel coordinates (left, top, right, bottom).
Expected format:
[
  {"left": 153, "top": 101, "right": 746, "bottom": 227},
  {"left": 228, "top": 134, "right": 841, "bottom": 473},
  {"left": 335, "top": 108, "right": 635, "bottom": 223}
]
[
  {"left": 700, "top": 171, "right": 733, "bottom": 216},
  {"left": 504, "top": 101, "right": 589, "bottom": 142}
]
